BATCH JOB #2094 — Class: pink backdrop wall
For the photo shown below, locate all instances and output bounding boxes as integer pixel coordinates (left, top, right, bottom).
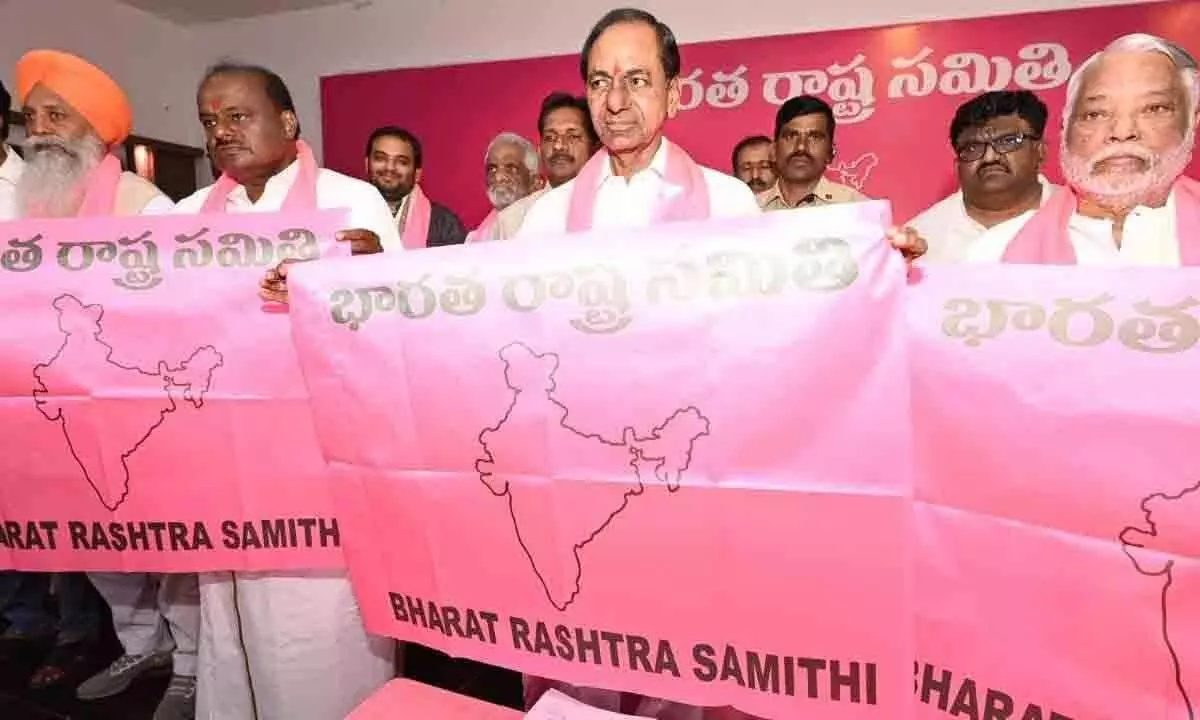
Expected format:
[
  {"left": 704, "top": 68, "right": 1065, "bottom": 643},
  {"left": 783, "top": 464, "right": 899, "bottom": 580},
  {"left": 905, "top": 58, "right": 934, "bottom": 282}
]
[{"left": 320, "top": 1, "right": 1200, "bottom": 228}]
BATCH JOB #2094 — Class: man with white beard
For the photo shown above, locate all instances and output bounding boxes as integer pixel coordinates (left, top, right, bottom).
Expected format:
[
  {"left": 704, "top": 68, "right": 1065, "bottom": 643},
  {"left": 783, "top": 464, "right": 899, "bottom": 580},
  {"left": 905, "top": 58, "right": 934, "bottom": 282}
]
[
  {"left": 465, "top": 132, "right": 540, "bottom": 241},
  {"left": 12, "top": 50, "right": 199, "bottom": 720},
  {"left": 968, "top": 33, "right": 1200, "bottom": 265},
  {"left": 14, "top": 51, "right": 172, "bottom": 218}
]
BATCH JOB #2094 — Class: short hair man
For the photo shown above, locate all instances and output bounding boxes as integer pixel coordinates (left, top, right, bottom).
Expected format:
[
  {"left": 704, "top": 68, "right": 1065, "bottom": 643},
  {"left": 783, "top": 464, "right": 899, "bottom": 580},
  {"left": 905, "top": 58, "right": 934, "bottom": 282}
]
[
  {"left": 0, "top": 79, "right": 22, "bottom": 219},
  {"left": 515, "top": 8, "right": 760, "bottom": 239},
  {"left": 757, "top": 95, "right": 866, "bottom": 210},
  {"left": 731, "top": 134, "right": 775, "bottom": 193},
  {"left": 969, "top": 33, "right": 1200, "bottom": 265},
  {"left": 486, "top": 91, "right": 600, "bottom": 241},
  {"left": 365, "top": 126, "right": 467, "bottom": 247},
  {"left": 466, "top": 131, "right": 540, "bottom": 241},
  {"left": 175, "top": 61, "right": 399, "bottom": 720},
  {"left": 909, "top": 90, "right": 1060, "bottom": 263}
]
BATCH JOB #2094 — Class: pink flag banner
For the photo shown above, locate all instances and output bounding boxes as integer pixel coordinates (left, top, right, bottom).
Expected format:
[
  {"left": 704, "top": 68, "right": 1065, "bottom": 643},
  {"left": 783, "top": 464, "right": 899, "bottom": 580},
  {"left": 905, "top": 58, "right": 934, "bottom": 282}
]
[
  {"left": 907, "top": 263, "right": 1200, "bottom": 720},
  {"left": 0, "top": 210, "right": 350, "bottom": 573},
  {"left": 287, "top": 202, "right": 914, "bottom": 718}
]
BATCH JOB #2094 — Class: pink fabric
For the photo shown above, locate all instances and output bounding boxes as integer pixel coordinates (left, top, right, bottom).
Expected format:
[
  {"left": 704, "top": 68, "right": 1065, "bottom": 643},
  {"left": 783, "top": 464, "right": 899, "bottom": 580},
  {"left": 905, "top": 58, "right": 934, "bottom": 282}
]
[
  {"left": 400, "top": 185, "right": 432, "bottom": 249},
  {"left": 76, "top": 154, "right": 123, "bottom": 217},
  {"left": 565, "top": 138, "right": 711, "bottom": 232},
  {"left": 465, "top": 208, "right": 499, "bottom": 244},
  {"left": 1002, "top": 176, "right": 1200, "bottom": 265},
  {"left": 200, "top": 139, "right": 319, "bottom": 213}
]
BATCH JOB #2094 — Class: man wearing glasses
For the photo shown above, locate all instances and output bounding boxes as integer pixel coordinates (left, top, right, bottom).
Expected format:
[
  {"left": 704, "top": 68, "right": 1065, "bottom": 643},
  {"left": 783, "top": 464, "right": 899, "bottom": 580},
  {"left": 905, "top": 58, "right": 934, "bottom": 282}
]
[{"left": 910, "top": 90, "right": 1059, "bottom": 263}]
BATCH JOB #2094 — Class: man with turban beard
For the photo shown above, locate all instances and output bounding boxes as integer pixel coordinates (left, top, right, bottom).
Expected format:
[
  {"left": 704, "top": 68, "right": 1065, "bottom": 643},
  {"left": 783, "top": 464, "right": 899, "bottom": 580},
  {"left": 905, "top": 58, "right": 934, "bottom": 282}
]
[
  {"left": 15, "top": 50, "right": 172, "bottom": 217},
  {"left": 12, "top": 50, "right": 199, "bottom": 720},
  {"left": 969, "top": 33, "right": 1200, "bottom": 265}
]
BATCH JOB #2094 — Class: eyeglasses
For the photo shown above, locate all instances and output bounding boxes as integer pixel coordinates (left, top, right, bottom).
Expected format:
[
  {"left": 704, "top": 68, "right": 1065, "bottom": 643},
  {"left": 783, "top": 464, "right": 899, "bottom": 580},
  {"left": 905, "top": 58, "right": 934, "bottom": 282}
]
[{"left": 954, "top": 132, "right": 1040, "bottom": 163}]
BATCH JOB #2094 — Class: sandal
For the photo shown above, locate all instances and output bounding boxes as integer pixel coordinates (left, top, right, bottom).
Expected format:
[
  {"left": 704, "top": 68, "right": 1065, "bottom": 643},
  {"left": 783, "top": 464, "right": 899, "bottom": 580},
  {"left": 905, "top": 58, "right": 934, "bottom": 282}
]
[{"left": 29, "top": 640, "right": 90, "bottom": 690}]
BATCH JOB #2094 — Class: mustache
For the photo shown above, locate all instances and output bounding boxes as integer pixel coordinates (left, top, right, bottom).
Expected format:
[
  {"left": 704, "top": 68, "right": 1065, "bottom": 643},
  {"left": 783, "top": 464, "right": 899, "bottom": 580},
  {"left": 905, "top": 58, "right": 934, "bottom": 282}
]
[
  {"left": 548, "top": 152, "right": 575, "bottom": 164},
  {"left": 1087, "top": 143, "right": 1156, "bottom": 170},
  {"left": 23, "top": 135, "right": 77, "bottom": 156},
  {"left": 976, "top": 161, "right": 1010, "bottom": 176},
  {"left": 787, "top": 152, "right": 813, "bottom": 163}
]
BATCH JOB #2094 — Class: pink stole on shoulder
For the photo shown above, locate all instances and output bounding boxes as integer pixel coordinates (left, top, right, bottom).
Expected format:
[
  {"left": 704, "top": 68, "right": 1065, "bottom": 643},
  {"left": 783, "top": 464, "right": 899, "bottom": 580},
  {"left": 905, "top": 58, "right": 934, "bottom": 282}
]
[
  {"left": 75, "top": 154, "right": 124, "bottom": 217},
  {"left": 200, "top": 139, "right": 319, "bottom": 213},
  {"left": 465, "top": 209, "right": 499, "bottom": 244},
  {"left": 565, "top": 138, "right": 711, "bottom": 232},
  {"left": 400, "top": 184, "right": 432, "bottom": 249},
  {"left": 1002, "top": 177, "right": 1200, "bottom": 266}
]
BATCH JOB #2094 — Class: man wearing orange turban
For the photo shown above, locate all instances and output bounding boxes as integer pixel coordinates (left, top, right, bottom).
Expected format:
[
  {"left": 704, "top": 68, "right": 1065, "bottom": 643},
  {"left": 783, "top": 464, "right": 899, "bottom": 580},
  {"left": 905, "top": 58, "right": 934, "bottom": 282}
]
[
  {"left": 12, "top": 50, "right": 197, "bottom": 720},
  {"left": 13, "top": 50, "right": 173, "bottom": 217}
]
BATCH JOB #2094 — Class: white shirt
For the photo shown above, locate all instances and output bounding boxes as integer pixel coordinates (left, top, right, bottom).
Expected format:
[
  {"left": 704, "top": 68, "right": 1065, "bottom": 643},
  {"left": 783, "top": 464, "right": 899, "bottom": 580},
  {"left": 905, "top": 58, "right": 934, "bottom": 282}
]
[
  {"left": 909, "top": 178, "right": 1058, "bottom": 264},
  {"left": 967, "top": 189, "right": 1179, "bottom": 266},
  {"left": 516, "top": 138, "right": 760, "bottom": 237},
  {"left": 0, "top": 147, "right": 25, "bottom": 221},
  {"left": 174, "top": 158, "right": 402, "bottom": 251}
]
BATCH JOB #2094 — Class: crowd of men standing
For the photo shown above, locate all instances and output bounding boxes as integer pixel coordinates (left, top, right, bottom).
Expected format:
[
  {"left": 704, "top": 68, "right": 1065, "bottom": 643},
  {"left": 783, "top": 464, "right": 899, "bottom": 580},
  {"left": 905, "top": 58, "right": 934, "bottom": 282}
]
[{"left": 0, "top": 5, "right": 1196, "bottom": 719}]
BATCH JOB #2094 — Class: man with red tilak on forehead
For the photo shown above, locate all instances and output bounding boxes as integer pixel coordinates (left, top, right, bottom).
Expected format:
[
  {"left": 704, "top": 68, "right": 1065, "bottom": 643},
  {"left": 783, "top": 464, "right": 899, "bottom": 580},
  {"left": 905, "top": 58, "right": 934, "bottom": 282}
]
[
  {"left": 968, "top": 33, "right": 1200, "bottom": 265},
  {"left": 174, "top": 62, "right": 399, "bottom": 720}
]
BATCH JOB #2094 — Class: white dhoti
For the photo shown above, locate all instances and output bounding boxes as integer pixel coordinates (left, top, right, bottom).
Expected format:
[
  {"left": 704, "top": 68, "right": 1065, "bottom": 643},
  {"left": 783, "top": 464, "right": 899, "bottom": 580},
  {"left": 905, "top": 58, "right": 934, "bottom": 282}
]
[{"left": 195, "top": 570, "right": 395, "bottom": 720}]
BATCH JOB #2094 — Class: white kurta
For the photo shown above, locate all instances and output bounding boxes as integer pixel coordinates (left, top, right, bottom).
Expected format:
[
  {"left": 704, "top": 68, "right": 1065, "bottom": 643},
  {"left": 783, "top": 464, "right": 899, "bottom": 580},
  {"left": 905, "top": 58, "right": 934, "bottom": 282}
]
[
  {"left": 0, "top": 147, "right": 25, "bottom": 221},
  {"left": 966, "top": 189, "right": 1180, "bottom": 266},
  {"left": 515, "top": 138, "right": 760, "bottom": 238},
  {"left": 174, "top": 159, "right": 399, "bottom": 720},
  {"left": 908, "top": 179, "right": 1058, "bottom": 264}
]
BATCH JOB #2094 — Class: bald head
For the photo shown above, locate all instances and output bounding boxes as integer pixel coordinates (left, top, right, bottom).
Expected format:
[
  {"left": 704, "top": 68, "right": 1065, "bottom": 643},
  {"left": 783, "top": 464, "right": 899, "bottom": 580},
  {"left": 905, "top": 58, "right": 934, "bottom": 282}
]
[{"left": 1062, "top": 34, "right": 1198, "bottom": 209}]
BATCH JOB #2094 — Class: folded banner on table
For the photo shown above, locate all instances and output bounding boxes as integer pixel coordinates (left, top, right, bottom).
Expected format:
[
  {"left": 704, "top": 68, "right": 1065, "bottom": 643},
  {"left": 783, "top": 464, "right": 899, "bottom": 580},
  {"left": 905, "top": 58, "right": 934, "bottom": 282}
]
[
  {"left": 0, "top": 210, "right": 350, "bottom": 572},
  {"left": 288, "top": 202, "right": 913, "bottom": 719}
]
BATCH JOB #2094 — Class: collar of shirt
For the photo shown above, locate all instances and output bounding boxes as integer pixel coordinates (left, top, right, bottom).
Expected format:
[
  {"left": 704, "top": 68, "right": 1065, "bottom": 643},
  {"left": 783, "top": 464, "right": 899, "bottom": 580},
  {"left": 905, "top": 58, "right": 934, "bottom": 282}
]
[
  {"left": 598, "top": 137, "right": 670, "bottom": 186},
  {"left": 759, "top": 176, "right": 836, "bottom": 208},
  {"left": 0, "top": 146, "right": 25, "bottom": 186},
  {"left": 393, "top": 190, "right": 411, "bottom": 223},
  {"left": 1066, "top": 189, "right": 1177, "bottom": 265},
  {"left": 226, "top": 157, "right": 300, "bottom": 210}
]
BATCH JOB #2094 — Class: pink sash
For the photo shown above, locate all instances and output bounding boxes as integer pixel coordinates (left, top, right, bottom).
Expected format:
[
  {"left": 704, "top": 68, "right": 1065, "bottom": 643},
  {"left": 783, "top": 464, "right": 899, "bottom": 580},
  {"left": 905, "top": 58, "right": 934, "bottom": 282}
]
[
  {"left": 466, "top": 209, "right": 499, "bottom": 244},
  {"left": 1002, "top": 177, "right": 1200, "bottom": 265},
  {"left": 75, "top": 154, "right": 123, "bottom": 217},
  {"left": 200, "top": 140, "right": 319, "bottom": 213},
  {"left": 400, "top": 185, "right": 432, "bottom": 249},
  {"left": 565, "top": 138, "right": 710, "bottom": 232}
]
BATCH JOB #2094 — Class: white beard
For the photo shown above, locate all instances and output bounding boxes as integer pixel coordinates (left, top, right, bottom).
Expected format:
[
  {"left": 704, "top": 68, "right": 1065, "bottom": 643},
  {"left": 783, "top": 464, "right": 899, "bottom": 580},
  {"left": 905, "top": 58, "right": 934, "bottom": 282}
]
[
  {"left": 16, "top": 134, "right": 107, "bottom": 218},
  {"left": 1061, "top": 126, "right": 1195, "bottom": 210},
  {"left": 487, "top": 184, "right": 526, "bottom": 210}
]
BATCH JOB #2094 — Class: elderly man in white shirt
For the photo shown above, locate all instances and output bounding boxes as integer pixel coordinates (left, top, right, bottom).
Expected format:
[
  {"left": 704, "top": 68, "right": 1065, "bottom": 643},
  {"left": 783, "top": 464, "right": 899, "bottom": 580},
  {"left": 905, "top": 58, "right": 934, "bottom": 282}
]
[
  {"left": 175, "top": 62, "right": 399, "bottom": 720},
  {"left": 515, "top": 10, "right": 759, "bottom": 239},
  {"left": 968, "top": 33, "right": 1200, "bottom": 266},
  {"left": 910, "top": 90, "right": 1060, "bottom": 263},
  {"left": 466, "top": 132, "right": 541, "bottom": 241}
]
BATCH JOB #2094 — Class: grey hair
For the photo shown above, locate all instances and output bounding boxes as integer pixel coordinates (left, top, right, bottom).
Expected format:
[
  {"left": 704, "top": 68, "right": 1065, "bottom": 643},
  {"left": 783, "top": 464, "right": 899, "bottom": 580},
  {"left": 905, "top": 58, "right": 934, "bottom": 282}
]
[
  {"left": 1063, "top": 33, "right": 1200, "bottom": 131},
  {"left": 485, "top": 132, "right": 539, "bottom": 176}
]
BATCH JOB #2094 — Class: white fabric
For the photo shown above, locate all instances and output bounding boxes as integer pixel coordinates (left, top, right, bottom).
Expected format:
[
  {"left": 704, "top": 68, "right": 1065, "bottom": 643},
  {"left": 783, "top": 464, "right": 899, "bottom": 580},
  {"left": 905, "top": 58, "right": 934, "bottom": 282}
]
[
  {"left": 0, "top": 147, "right": 25, "bottom": 220},
  {"left": 174, "top": 158, "right": 403, "bottom": 252},
  {"left": 967, "top": 189, "right": 1180, "bottom": 266},
  {"left": 88, "top": 573, "right": 199, "bottom": 676},
  {"left": 515, "top": 138, "right": 760, "bottom": 238},
  {"left": 175, "top": 162, "right": 397, "bottom": 720},
  {"left": 909, "top": 178, "right": 1058, "bottom": 264},
  {"left": 140, "top": 191, "right": 176, "bottom": 215}
]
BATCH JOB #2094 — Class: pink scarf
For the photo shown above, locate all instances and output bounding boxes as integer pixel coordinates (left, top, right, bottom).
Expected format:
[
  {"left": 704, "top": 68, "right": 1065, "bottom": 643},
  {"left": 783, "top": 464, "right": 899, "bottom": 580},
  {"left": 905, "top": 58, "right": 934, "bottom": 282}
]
[
  {"left": 75, "top": 153, "right": 124, "bottom": 216},
  {"left": 565, "top": 138, "right": 710, "bottom": 232},
  {"left": 1002, "top": 177, "right": 1200, "bottom": 265},
  {"left": 465, "top": 208, "right": 499, "bottom": 244},
  {"left": 200, "top": 139, "right": 319, "bottom": 213},
  {"left": 400, "top": 184, "right": 432, "bottom": 249}
]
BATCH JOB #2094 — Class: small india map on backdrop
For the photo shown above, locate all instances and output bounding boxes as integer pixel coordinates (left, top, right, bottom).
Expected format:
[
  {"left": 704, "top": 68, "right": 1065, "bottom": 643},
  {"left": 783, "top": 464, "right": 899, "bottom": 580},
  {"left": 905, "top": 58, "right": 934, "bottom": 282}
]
[
  {"left": 476, "top": 343, "right": 710, "bottom": 610},
  {"left": 32, "top": 294, "right": 223, "bottom": 511}
]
